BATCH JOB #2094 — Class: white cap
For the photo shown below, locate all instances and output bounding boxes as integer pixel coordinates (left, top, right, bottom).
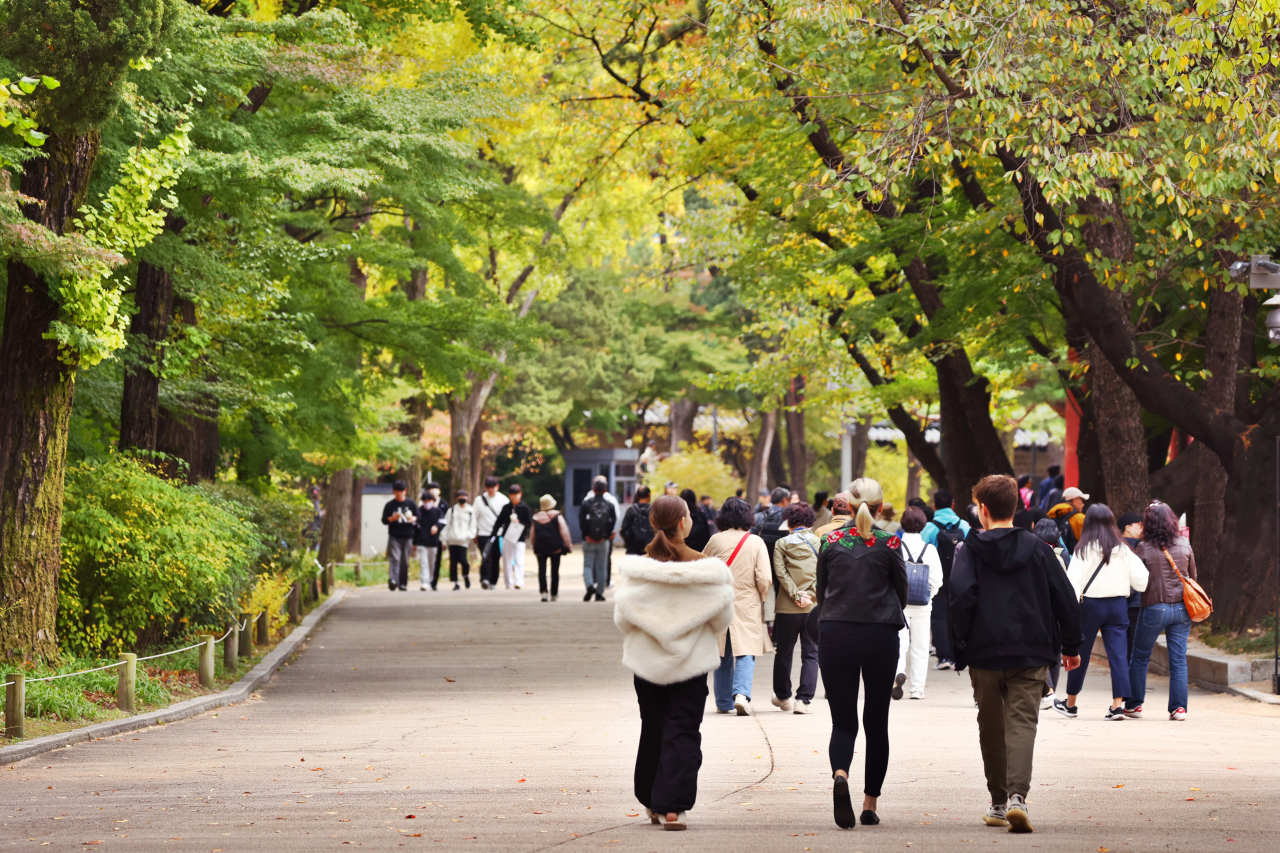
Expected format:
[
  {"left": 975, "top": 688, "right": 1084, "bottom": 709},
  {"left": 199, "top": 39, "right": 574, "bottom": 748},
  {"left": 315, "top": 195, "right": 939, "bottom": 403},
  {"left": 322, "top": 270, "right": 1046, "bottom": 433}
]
[{"left": 1061, "top": 487, "right": 1089, "bottom": 501}]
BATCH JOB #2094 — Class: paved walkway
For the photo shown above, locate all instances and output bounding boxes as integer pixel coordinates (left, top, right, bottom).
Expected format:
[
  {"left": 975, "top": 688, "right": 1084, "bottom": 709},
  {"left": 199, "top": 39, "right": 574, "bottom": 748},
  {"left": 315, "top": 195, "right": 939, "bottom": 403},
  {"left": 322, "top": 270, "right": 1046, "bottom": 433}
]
[{"left": 6, "top": 584, "right": 1280, "bottom": 852}]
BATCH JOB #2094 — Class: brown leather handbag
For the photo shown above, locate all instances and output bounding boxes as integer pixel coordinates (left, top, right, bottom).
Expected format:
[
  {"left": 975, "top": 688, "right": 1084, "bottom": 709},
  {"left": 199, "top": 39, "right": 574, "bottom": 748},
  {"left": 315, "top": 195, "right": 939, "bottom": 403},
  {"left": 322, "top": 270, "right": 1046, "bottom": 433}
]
[{"left": 1165, "top": 548, "right": 1212, "bottom": 622}]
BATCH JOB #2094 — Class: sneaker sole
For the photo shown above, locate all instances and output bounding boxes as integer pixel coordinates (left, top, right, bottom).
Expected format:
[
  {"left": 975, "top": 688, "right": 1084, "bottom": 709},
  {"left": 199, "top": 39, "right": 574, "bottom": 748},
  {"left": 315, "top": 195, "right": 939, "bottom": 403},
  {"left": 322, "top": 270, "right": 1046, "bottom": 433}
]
[
  {"left": 833, "top": 776, "right": 856, "bottom": 829},
  {"left": 891, "top": 673, "right": 906, "bottom": 700},
  {"left": 1006, "top": 808, "right": 1033, "bottom": 833},
  {"left": 734, "top": 701, "right": 750, "bottom": 716},
  {"left": 983, "top": 814, "right": 1009, "bottom": 827},
  {"left": 1053, "top": 706, "right": 1077, "bottom": 719}
]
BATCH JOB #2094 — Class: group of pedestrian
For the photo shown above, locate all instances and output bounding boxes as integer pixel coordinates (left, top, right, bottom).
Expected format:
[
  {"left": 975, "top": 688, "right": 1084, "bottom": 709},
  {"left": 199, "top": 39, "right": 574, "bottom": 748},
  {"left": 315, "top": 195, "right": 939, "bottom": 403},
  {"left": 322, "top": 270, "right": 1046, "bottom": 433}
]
[{"left": 613, "top": 470, "right": 1207, "bottom": 836}]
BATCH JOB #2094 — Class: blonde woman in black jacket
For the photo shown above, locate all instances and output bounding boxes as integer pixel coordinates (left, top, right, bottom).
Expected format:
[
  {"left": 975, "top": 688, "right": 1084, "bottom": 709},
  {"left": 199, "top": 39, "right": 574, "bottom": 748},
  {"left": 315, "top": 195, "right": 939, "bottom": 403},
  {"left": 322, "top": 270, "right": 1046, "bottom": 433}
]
[{"left": 815, "top": 478, "right": 908, "bottom": 830}]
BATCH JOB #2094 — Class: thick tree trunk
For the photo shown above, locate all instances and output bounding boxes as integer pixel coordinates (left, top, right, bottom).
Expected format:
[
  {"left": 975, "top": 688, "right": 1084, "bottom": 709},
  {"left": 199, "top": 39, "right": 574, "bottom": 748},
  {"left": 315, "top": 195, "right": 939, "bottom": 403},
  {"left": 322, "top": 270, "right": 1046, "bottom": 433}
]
[
  {"left": 850, "top": 415, "right": 872, "bottom": 484},
  {"left": 318, "top": 468, "right": 353, "bottom": 566},
  {"left": 448, "top": 374, "right": 497, "bottom": 500},
  {"left": 348, "top": 476, "right": 366, "bottom": 557},
  {"left": 0, "top": 132, "right": 103, "bottom": 661},
  {"left": 769, "top": 411, "right": 788, "bottom": 488},
  {"left": 784, "top": 378, "right": 808, "bottom": 500},
  {"left": 153, "top": 298, "right": 219, "bottom": 482},
  {"left": 906, "top": 448, "right": 921, "bottom": 504},
  {"left": 669, "top": 397, "right": 697, "bottom": 453},
  {"left": 1192, "top": 285, "right": 1242, "bottom": 602},
  {"left": 118, "top": 254, "right": 177, "bottom": 453},
  {"left": 468, "top": 418, "right": 485, "bottom": 497},
  {"left": 744, "top": 409, "right": 777, "bottom": 504},
  {"left": 1088, "top": 341, "right": 1148, "bottom": 514}
]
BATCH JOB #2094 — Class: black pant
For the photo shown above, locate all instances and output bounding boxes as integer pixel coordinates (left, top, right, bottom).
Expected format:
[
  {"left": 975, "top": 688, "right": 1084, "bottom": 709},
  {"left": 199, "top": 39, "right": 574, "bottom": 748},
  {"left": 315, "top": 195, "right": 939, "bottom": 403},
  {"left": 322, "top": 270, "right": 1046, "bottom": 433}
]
[
  {"left": 448, "top": 544, "right": 470, "bottom": 581},
  {"left": 818, "top": 621, "right": 899, "bottom": 797},
  {"left": 478, "top": 534, "right": 501, "bottom": 586},
  {"left": 536, "top": 553, "right": 561, "bottom": 596},
  {"left": 930, "top": 585, "right": 953, "bottom": 661},
  {"left": 633, "top": 674, "right": 708, "bottom": 815},
  {"left": 773, "top": 611, "right": 819, "bottom": 703}
]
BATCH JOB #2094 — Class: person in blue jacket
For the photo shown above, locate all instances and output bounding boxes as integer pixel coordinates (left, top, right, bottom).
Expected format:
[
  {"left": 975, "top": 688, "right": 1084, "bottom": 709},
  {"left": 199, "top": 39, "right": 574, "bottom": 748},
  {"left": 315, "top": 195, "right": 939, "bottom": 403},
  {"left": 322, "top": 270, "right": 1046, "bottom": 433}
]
[{"left": 920, "top": 489, "right": 971, "bottom": 670}]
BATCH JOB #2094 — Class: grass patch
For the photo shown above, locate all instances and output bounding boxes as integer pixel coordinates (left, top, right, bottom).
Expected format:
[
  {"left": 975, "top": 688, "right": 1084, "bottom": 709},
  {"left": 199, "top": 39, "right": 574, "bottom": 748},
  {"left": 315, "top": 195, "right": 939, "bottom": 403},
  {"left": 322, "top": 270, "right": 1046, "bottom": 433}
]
[
  {"left": 334, "top": 562, "right": 389, "bottom": 588},
  {"left": 1195, "top": 616, "right": 1279, "bottom": 657}
]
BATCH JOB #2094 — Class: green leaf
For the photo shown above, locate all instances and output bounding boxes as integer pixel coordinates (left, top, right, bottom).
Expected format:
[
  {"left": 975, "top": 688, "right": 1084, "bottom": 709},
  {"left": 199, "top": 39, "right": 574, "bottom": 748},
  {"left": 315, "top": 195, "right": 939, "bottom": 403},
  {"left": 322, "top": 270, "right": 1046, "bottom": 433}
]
[
  {"left": 18, "top": 76, "right": 38, "bottom": 94},
  {"left": 41, "top": 75, "right": 60, "bottom": 90}
]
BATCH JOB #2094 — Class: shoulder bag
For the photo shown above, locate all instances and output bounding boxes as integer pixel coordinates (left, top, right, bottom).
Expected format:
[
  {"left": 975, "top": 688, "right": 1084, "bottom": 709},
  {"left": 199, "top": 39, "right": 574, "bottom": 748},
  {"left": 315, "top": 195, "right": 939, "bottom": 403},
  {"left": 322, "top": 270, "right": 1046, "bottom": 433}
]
[{"left": 1164, "top": 548, "right": 1212, "bottom": 622}]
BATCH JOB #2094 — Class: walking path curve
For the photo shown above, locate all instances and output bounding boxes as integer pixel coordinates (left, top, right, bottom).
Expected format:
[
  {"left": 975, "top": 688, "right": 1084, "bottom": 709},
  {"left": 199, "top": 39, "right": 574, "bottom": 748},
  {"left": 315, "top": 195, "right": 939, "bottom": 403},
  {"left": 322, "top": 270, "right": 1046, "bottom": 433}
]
[{"left": 6, "top": 586, "right": 1280, "bottom": 852}]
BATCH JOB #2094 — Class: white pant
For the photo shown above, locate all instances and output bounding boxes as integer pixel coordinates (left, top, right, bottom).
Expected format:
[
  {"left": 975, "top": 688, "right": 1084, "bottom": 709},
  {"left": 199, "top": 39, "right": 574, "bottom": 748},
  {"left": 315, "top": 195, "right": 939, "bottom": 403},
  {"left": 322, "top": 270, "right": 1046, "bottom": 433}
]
[
  {"left": 501, "top": 540, "right": 526, "bottom": 588},
  {"left": 417, "top": 545, "right": 439, "bottom": 587},
  {"left": 897, "top": 606, "right": 933, "bottom": 696}
]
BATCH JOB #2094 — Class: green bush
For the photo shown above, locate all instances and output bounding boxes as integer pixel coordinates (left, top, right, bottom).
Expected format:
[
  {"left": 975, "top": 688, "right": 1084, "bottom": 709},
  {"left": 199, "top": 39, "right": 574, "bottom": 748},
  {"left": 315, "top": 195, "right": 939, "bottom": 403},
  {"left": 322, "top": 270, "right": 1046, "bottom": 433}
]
[
  {"left": 58, "top": 454, "right": 260, "bottom": 657},
  {"left": 643, "top": 446, "right": 741, "bottom": 504},
  {"left": 193, "top": 481, "right": 311, "bottom": 573}
]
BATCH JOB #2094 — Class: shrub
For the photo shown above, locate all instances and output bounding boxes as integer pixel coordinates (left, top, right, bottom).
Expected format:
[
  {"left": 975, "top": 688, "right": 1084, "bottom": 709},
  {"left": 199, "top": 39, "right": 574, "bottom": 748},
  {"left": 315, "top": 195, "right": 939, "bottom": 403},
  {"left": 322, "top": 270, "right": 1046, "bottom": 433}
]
[
  {"left": 58, "top": 454, "right": 260, "bottom": 657},
  {"left": 642, "top": 446, "right": 741, "bottom": 504},
  {"left": 193, "top": 481, "right": 312, "bottom": 573}
]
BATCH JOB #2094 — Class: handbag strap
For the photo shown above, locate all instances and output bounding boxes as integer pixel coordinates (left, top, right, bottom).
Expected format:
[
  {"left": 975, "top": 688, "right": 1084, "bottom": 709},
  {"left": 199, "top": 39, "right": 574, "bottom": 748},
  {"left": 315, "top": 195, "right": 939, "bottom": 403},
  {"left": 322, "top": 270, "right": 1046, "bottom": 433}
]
[
  {"left": 1079, "top": 556, "right": 1106, "bottom": 601},
  {"left": 726, "top": 533, "right": 750, "bottom": 566},
  {"left": 1163, "top": 548, "right": 1185, "bottom": 579}
]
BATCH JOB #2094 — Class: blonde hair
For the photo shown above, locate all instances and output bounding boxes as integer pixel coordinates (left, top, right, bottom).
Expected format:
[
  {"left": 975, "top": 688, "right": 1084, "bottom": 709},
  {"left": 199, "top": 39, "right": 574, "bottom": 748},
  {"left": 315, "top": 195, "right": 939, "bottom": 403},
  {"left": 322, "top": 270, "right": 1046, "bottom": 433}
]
[{"left": 848, "top": 477, "right": 885, "bottom": 539}]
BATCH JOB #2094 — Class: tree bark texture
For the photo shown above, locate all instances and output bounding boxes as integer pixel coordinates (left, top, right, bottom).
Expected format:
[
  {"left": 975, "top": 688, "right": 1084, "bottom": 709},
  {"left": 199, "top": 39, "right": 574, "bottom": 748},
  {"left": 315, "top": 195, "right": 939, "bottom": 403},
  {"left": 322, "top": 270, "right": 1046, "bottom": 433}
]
[
  {"left": 850, "top": 415, "right": 872, "bottom": 486},
  {"left": 1192, "top": 285, "right": 1242, "bottom": 602},
  {"left": 669, "top": 397, "right": 697, "bottom": 453},
  {"left": 118, "top": 258, "right": 175, "bottom": 453},
  {"left": 154, "top": 298, "right": 219, "bottom": 483},
  {"left": 0, "top": 131, "right": 101, "bottom": 661},
  {"left": 769, "top": 412, "right": 788, "bottom": 489},
  {"left": 318, "top": 468, "right": 353, "bottom": 567},
  {"left": 744, "top": 409, "right": 777, "bottom": 505},
  {"left": 784, "top": 378, "right": 808, "bottom": 500},
  {"left": 348, "top": 476, "right": 366, "bottom": 557},
  {"left": 906, "top": 448, "right": 921, "bottom": 504}
]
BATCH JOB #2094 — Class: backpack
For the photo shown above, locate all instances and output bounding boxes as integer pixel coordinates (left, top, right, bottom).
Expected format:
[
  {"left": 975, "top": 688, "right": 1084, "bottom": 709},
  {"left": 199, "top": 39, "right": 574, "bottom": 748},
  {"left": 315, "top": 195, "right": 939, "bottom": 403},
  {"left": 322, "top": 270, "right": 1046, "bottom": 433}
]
[
  {"left": 756, "top": 507, "right": 787, "bottom": 562},
  {"left": 902, "top": 541, "right": 933, "bottom": 606},
  {"left": 1055, "top": 511, "right": 1081, "bottom": 554},
  {"left": 623, "top": 503, "right": 654, "bottom": 553},
  {"left": 533, "top": 512, "right": 565, "bottom": 556},
  {"left": 582, "top": 495, "right": 615, "bottom": 541},
  {"left": 934, "top": 520, "right": 965, "bottom": 582}
]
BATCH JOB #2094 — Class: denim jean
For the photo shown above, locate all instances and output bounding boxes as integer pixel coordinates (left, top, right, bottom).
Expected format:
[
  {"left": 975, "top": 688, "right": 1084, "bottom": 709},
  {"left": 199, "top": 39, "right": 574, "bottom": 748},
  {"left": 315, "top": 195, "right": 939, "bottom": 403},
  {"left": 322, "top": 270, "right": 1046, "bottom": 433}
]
[
  {"left": 582, "top": 540, "right": 611, "bottom": 596},
  {"left": 1127, "top": 602, "right": 1191, "bottom": 713},
  {"left": 1065, "top": 596, "right": 1131, "bottom": 699},
  {"left": 713, "top": 633, "right": 757, "bottom": 710}
]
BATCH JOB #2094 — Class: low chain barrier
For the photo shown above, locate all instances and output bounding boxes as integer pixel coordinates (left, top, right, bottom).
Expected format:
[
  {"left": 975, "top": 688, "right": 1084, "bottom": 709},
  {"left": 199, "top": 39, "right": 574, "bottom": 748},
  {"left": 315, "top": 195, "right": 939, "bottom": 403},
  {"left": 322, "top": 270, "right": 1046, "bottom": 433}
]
[{"left": 3, "top": 561, "right": 347, "bottom": 740}]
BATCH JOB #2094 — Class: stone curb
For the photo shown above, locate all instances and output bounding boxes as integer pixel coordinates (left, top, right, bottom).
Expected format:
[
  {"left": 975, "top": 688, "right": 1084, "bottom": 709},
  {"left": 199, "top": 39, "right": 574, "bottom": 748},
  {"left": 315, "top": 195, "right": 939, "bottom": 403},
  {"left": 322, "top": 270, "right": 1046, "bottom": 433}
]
[
  {"left": 1, "top": 589, "right": 346, "bottom": 766},
  {"left": 1089, "top": 632, "right": 1280, "bottom": 704}
]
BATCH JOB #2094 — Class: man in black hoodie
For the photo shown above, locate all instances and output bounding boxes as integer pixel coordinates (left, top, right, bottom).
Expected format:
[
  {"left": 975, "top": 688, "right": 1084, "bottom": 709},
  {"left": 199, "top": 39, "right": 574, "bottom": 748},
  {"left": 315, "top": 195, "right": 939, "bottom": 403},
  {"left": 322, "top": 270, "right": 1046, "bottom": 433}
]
[{"left": 950, "top": 475, "right": 1082, "bottom": 835}]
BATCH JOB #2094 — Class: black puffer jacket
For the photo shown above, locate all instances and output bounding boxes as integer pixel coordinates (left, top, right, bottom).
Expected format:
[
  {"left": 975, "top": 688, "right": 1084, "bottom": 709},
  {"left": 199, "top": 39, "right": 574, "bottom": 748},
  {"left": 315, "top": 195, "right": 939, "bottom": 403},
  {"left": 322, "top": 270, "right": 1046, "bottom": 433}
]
[
  {"left": 949, "top": 527, "right": 1082, "bottom": 672},
  {"left": 815, "top": 527, "right": 907, "bottom": 628}
]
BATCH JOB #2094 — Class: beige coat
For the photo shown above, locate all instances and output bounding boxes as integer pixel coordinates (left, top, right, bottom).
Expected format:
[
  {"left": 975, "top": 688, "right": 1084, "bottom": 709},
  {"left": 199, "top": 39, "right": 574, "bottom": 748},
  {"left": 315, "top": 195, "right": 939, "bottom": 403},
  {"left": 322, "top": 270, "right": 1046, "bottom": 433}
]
[{"left": 703, "top": 529, "right": 774, "bottom": 656}]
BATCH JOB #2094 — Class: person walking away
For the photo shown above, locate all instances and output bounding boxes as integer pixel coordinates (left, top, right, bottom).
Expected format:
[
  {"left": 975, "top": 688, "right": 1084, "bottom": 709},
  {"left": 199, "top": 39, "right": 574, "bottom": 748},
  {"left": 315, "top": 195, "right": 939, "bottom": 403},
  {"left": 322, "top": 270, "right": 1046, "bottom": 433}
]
[
  {"left": 815, "top": 493, "right": 853, "bottom": 537},
  {"left": 441, "top": 491, "right": 478, "bottom": 590},
  {"left": 493, "top": 483, "right": 533, "bottom": 589},
  {"left": 531, "top": 494, "right": 573, "bottom": 601},
  {"left": 812, "top": 491, "right": 832, "bottom": 530},
  {"left": 949, "top": 475, "right": 1082, "bottom": 834},
  {"left": 895, "top": 507, "right": 942, "bottom": 700},
  {"left": 415, "top": 489, "right": 445, "bottom": 591},
  {"left": 614, "top": 494, "right": 734, "bottom": 831},
  {"left": 906, "top": 496, "right": 934, "bottom": 524},
  {"left": 579, "top": 478, "right": 617, "bottom": 601},
  {"left": 1055, "top": 505, "right": 1149, "bottom": 721},
  {"left": 770, "top": 502, "right": 821, "bottom": 714},
  {"left": 621, "top": 487, "right": 656, "bottom": 555},
  {"left": 921, "top": 488, "right": 970, "bottom": 671},
  {"left": 700, "top": 495, "right": 717, "bottom": 525},
  {"left": 1117, "top": 512, "right": 1145, "bottom": 661},
  {"left": 875, "top": 503, "right": 901, "bottom": 534},
  {"left": 1031, "top": 518, "right": 1070, "bottom": 708},
  {"left": 1037, "top": 465, "right": 1061, "bottom": 508},
  {"left": 474, "top": 476, "right": 510, "bottom": 590},
  {"left": 681, "top": 489, "right": 713, "bottom": 552},
  {"left": 1039, "top": 473, "right": 1065, "bottom": 512},
  {"left": 702, "top": 497, "right": 774, "bottom": 715},
  {"left": 638, "top": 439, "right": 663, "bottom": 477},
  {"left": 1046, "top": 487, "right": 1088, "bottom": 554},
  {"left": 581, "top": 475, "right": 622, "bottom": 588},
  {"left": 1126, "top": 501, "right": 1198, "bottom": 721},
  {"left": 1017, "top": 475, "right": 1035, "bottom": 510},
  {"left": 815, "top": 477, "right": 907, "bottom": 829},
  {"left": 753, "top": 488, "right": 790, "bottom": 561},
  {"left": 382, "top": 480, "right": 417, "bottom": 591}
]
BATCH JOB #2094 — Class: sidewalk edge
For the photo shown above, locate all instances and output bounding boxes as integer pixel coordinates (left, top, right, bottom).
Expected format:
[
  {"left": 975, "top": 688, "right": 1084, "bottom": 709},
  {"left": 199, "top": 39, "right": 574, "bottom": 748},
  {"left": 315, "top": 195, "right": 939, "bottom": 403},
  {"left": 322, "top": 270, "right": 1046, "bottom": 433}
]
[{"left": 1, "top": 589, "right": 347, "bottom": 765}]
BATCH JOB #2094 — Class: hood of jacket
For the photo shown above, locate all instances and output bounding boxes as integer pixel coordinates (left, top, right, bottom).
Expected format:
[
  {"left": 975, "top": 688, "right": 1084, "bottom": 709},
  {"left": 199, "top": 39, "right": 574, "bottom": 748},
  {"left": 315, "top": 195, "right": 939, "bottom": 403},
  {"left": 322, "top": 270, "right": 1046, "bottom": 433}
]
[
  {"left": 963, "top": 527, "right": 1040, "bottom": 573},
  {"left": 1046, "top": 503, "right": 1077, "bottom": 520},
  {"left": 930, "top": 507, "right": 963, "bottom": 527}
]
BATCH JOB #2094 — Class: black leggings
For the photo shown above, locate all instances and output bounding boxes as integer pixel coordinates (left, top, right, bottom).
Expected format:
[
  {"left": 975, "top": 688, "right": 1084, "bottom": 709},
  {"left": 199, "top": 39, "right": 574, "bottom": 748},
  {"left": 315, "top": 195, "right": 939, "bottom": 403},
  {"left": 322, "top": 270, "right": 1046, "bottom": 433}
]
[
  {"left": 818, "top": 621, "right": 899, "bottom": 797},
  {"left": 536, "top": 553, "right": 561, "bottom": 595},
  {"left": 448, "top": 545, "right": 470, "bottom": 581}
]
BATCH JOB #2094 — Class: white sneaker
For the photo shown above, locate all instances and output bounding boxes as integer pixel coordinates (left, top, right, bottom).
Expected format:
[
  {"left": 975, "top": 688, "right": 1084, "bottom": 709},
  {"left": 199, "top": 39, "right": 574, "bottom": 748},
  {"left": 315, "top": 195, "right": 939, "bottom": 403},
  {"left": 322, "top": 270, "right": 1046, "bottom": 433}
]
[
  {"left": 770, "top": 696, "right": 794, "bottom": 712},
  {"left": 733, "top": 694, "right": 752, "bottom": 716},
  {"left": 909, "top": 691, "right": 924, "bottom": 700},
  {"left": 1040, "top": 694, "right": 1055, "bottom": 711},
  {"left": 793, "top": 701, "right": 812, "bottom": 714}
]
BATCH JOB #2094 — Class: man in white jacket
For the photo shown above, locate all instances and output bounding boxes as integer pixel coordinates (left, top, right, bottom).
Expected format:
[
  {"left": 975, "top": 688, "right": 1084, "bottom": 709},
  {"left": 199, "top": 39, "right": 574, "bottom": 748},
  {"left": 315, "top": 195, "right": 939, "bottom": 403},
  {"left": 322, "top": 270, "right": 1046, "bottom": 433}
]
[{"left": 474, "top": 476, "right": 509, "bottom": 590}]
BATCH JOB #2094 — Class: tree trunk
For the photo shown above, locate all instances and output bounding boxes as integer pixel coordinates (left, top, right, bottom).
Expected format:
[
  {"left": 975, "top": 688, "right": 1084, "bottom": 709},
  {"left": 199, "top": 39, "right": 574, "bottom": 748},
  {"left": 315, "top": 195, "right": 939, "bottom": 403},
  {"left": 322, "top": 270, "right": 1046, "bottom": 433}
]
[
  {"left": 769, "top": 410, "right": 788, "bottom": 489},
  {"left": 669, "top": 397, "right": 697, "bottom": 453},
  {"left": 348, "top": 476, "right": 366, "bottom": 557},
  {"left": 155, "top": 298, "right": 219, "bottom": 483},
  {"left": 318, "top": 468, "right": 353, "bottom": 566},
  {"left": 1192, "top": 285, "right": 1242, "bottom": 602},
  {"left": 906, "top": 448, "right": 921, "bottom": 504},
  {"left": 850, "top": 415, "right": 872, "bottom": 484},
  {"left": 448, "top": 374, "right": 498, "bottom": 500},
  {"left": 933, "top": 348, "right": 1014, "bottom": 503},
  {"left": 0, "top": 132, "right": 102, "bottom": 661},
  {"left": 784, "top": 378, "right": 808, "bottom": 500},
  {"left": 744, "top": 409, "right": 777, "bottom": 504},
  {"left": 118, "top": 250, "right": 177, "bottom": 453}
]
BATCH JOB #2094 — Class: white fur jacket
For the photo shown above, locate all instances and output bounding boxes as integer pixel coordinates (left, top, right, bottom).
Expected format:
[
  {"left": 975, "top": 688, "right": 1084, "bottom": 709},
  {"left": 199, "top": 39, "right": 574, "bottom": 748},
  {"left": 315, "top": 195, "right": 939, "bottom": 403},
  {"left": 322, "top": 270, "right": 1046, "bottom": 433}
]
[{"left": 613, "top": 555, "right": 735, "bottom": 686}]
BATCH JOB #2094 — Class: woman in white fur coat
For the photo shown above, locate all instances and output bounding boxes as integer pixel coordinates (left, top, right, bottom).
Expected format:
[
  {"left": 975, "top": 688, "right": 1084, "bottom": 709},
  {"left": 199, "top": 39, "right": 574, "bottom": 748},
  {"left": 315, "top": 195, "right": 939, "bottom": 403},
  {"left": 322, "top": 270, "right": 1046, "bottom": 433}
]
[{"left": 614, "top": 494, "right": 734, "bottom": 832}]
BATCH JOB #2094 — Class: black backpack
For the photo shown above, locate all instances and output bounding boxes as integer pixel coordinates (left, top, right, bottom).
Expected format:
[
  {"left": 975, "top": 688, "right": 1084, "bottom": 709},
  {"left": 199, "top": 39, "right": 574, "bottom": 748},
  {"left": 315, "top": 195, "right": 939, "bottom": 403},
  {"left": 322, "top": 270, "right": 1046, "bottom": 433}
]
[
  {"left": 533, "top": 513, "right": 565, "bottom": 556},
  {"left": 756, "top": 507, "right": 787, "bottom": 562},
  {"left": 1055, "top": 511, "right": 1081, "bottom": 554},
  {"left": 934, "top": 520, "right": 965, "bottom": 582},
  {"left": 582, "top": 496, "right": 615, "bottom": 541},
  {"left": 623, "top": 503, "right": 654, "bottom": 553}
]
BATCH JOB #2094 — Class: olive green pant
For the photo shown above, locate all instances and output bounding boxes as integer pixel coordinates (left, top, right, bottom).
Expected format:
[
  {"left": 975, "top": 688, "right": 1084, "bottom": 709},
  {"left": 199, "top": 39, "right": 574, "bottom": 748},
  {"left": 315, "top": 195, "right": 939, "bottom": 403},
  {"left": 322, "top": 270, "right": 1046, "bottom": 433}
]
[{"left": 969, "top": 665, "right": 1049, "bottom": 803}]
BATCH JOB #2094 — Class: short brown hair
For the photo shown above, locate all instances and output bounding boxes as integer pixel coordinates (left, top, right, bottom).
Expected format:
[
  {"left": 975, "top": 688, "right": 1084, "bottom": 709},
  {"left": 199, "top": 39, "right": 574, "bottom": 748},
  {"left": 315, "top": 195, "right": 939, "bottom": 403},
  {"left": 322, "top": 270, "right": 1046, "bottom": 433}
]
[
  {"left": 972, "top": 475, "right": 1018, "bottom": 522},
  {"left": 900, "top": 506, "right": 928, "bottom": 533}
]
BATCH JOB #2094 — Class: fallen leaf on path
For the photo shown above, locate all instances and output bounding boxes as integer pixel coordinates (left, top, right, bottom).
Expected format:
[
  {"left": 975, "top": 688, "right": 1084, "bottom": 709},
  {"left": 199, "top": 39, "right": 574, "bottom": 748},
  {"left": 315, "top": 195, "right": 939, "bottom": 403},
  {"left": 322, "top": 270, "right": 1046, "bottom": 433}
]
[
  {"left": 1187, "top": 798, "right": 1196, "bottom": 801},
  {"left": 444, "top": 678, "right": 456, "bottom": 682},
  {"left": 1190, "top": 788, "right": 1201, "bottom": 791},
  {"left": 81, "top": 844, "right": 102, "bottom": 847},
  {"left": 405, "top": 815, "right": 416, "bottom": 819},
  {"left": 310, "top": 768, "right": 323, "bottom": 772},
  {"left": 1098, "top": 848, "right": 1110, "bottom": 852},
  {"left": 517, "top": 779, "right": 526, "bottom": 783},
  {"left": 1112, "top": 784, "right": 1124, "bottom": 788}
]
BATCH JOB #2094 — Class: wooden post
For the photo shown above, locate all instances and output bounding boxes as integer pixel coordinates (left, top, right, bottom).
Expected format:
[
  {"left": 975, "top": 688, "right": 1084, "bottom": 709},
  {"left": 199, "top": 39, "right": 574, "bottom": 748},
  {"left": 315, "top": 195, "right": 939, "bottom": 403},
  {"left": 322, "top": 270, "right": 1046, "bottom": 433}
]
[
  {"left": 4, "top": 673, "right": 24, "bottom": 738},
  {"left": 310, "top": 575, "right": 320, "bottom": 602},
  {"left": 288, "top": 582, "right": 300, "bottom": 624},
  {"left": 223, "top": 622, "right": 238, "bottom": 675},
  {"left": 198, "top": 634, "right": 215, "bottom": 689},
  {"left": 256, "top": 610, "right": 269, "bottom": 646},
  {"left": 239, "top": 613, "right": 254, "bottom": 658},
  {"left": 320, "top": 564, "right": 330, "bottom": 595},
  {"left": 117, "top": 653, "right": 137, "bottom": 713},
  {"left": 354, "top": 560, "right": 362, "bottom": 582}
]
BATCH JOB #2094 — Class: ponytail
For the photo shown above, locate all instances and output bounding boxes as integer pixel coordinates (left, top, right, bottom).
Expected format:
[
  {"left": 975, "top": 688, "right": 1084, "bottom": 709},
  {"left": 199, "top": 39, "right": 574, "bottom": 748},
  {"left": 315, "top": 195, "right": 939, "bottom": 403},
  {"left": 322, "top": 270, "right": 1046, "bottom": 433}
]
[
  {"left": 645, "top": 494, "right": 690, "bottom": 562},
  {"left": 848, "top": 477, "right": 885, "bottom": 539}
]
